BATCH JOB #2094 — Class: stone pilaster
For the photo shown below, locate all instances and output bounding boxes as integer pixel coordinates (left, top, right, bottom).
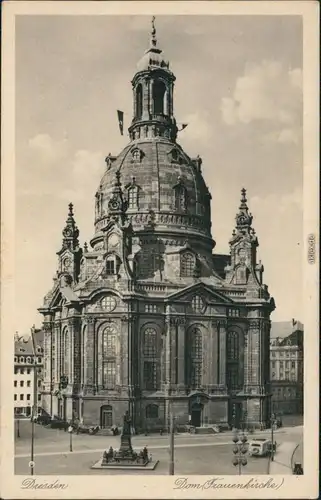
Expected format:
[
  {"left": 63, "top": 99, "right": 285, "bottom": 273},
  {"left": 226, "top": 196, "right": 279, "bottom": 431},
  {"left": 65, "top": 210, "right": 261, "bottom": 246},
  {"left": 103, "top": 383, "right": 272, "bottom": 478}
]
[
  {"left": 83, "top": 316, "right": 95, "bottom": 390},
  {"left": 42, "top": 321, "right": 52, "bottom": 391},
  {"left": 243, "top": 326, "right": 249, "bottom": 385},
  {"left": 148, "top": 79, "right": 153, "bottom": 116},
  {"left": 218, "top": 319, "right": 227, "bottom": 386},
  {"left": 170, "top": 317, "right": 178, "bottom": 385},
  {"left": 209, "top": 320, "right": 220, "bottom": 386},
  {"left": 120, "top": 316, "right": 129, "bottom": 388},
  {"left": 247, "top": 319, "right": 261, "bottom": 387},
  {"left": 176, "top": 317, "right": 186, "bottom": 386},
  {"left": 68, "top": 317, "right": 81, "bottom": 386},
  {"left": 54, "top": 320, "right": 61, "bottom": 383}
]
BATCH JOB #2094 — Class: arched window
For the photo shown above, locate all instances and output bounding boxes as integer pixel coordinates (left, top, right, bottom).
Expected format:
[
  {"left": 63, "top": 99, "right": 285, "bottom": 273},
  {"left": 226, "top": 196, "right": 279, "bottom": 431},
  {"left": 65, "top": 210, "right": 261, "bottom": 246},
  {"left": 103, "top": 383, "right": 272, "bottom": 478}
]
[
  {"left": 226, "top": 331, "right": 240, "bottom": 390},
  {"left": 146, "top": 404, "right": 159, "bottom": 419},
  {"left": 136, "top": 84, "right": 143, "bottom": 119},
  {"left": 128, "top": 186, "right": 139, "bottom": 209},
  {"left": 189, "top": 327, "right": 203, "bottom": 389},
  {"left": 19, "top": 356, "right": 24, "bottom": 363},
  {"left": 26, "top": 357, "right": 31, "bottom": 364},
  {"left": 102, "top": 324, "right": 117, "bottom": 388},
  {"left": 180, "top": 252, "right": 195, "bottom": 277},
  {"left": 174, "top": 184, "right": 187, "bottom": 211},
  {"left": 153, "top": 81, "right": 166, "bottom": 115},
  {"left": 143, "top": 327, "right": 157, "bottom": 390}
]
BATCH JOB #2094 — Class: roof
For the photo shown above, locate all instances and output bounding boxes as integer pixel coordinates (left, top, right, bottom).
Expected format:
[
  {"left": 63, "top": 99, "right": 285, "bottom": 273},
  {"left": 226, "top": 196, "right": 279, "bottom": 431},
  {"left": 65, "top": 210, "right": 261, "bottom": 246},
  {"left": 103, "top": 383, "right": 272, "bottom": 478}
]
[
  {"left": 212, "top": 254, "right": 230, "bottom": 279},
  {"left": 97, "top": 138, "right": 212, "bottom": 241},
  {"left": 14, "top": 329, "right": 44, "bottom": 355},
  {"left": 270, "top": 320, "right": 304, "bottom": 339}
]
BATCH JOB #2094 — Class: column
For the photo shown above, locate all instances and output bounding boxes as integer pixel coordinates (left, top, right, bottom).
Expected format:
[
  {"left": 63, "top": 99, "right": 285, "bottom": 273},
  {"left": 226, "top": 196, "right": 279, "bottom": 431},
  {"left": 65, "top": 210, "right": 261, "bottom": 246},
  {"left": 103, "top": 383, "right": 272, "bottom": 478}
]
[
  {"left": 72, "top": 317, "right": 81, "bottom": 386},
  {"left": 170, "top": 318, "right": 178, "bottom": 386},
  {"left": 148, "top": 79, "right": 153, "bottom": 116},
  {"left": 164, "top": 87, "right": 169, "bottom": 116},
  {"left": 210, "top": 320, "right": 219, "bottom": 386},
  {"left": 247, "top": 319, "right": 261, "bottom": 388},
  {"left": 68, "top": 319, "right": 74, "bottom": 384},
  {"left": 83, "top": 316, "right": 95, "bottom": 391},
  {"left": 177, "top": 318, "right": 186, "bottom": 386},
  {"left": 218, "top": 320, "right": 227, "bottom": 386},
  {"left": 243, "top": 327, "right": 249, "bottom": 386},
  {"left": 54, "top": 321, "right": 61, "bottom": 384},
  {"left": 164, "top": 316, "right": 171, "bottom": 387},
  {"left": 120, "top": 316, "right": 129, "bottom": 388}
]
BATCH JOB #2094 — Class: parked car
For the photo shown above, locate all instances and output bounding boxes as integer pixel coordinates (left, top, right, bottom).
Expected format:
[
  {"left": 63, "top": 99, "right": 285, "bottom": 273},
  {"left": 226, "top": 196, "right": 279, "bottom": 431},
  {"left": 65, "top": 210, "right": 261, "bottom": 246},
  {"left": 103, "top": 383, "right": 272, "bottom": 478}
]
[
  {"left": 49, "top": 417, "right": 69, "bottom": 430},
  {"left": 248, "top": 438, "right": 273, "bottom": 457},
  {"left": 35, "top": 414, "right": 52, "bottom": 426}
]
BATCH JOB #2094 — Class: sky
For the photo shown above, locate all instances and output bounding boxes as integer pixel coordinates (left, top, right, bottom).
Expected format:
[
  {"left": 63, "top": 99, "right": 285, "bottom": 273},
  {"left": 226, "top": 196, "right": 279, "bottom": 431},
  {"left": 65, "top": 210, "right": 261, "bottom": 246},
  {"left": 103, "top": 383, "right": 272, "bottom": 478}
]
[{"left": 15, "top": 15, "right": 303, "bottom": 333}]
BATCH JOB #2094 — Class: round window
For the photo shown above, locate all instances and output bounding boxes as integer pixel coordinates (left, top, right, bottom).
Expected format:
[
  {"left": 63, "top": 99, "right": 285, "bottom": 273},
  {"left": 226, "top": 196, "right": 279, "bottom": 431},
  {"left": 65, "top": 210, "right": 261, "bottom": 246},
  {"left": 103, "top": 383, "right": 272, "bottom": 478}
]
[{"left": 101, "top": 295, "right": 117, "bottom": 312}]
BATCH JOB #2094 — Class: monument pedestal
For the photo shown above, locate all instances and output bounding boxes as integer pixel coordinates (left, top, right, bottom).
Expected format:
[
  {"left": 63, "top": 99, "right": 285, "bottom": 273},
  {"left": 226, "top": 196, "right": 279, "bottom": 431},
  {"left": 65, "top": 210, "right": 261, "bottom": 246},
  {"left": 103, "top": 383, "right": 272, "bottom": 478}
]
[{"left": 90, "top": 411, "right": 159, "bottom": 471}]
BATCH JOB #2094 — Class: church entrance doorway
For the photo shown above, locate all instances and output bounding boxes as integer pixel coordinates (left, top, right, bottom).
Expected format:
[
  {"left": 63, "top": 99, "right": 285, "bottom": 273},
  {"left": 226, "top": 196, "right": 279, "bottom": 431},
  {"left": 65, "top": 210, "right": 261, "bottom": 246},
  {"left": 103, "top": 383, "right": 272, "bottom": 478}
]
[
  {"left": 191, "top": 402, "right": 203, "bottom": 427},
  {"left": 100, "top": 405, "right": 113, "bottom": 428}
]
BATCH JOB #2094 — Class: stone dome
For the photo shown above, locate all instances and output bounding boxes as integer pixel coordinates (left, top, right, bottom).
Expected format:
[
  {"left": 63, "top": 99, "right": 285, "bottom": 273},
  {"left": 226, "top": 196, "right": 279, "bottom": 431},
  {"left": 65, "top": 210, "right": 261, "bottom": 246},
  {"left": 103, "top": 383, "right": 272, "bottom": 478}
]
[{"left": 93, "top": 137, "right": 213, "bottom": 250}]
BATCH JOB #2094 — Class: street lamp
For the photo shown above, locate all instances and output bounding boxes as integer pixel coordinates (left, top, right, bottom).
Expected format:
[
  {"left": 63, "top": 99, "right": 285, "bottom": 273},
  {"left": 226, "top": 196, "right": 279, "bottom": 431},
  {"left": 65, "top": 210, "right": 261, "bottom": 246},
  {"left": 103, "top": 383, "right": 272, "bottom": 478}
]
[
  {"left": 232, "top": 430, "right": 248, "bottom": 475},
  {"left": 270, "top": 413, "right": 277, "bottom": 461},
  {"left": 68, "top": 423, "right": 73, "bottom": 452},
  {"left": 30, "top": 326, "right": 38, "bottom": 476},
  {"left": 169, "top": 398, "right": 175, "bottom": 475}
]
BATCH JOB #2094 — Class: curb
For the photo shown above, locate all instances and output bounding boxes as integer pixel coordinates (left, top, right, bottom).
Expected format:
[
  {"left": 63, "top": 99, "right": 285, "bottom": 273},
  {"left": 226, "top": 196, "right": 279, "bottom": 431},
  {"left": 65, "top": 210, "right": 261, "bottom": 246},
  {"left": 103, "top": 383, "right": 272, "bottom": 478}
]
[{"left": 269, "top": 442, "right": 299, "bottom": 475}]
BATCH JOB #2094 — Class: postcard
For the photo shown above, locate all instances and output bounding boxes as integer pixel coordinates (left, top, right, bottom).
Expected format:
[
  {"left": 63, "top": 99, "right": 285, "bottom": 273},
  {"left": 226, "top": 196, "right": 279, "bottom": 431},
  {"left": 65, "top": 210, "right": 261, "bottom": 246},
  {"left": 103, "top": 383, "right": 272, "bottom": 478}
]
[{"left": 1, "top": 1, "right": 319, "bottom": 499}]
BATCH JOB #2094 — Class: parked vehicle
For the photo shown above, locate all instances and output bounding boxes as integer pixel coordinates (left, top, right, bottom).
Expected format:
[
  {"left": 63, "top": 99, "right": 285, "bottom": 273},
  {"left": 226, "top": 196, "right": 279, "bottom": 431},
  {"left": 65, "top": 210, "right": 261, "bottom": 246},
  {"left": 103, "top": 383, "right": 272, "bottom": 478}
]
[
  {"left": 49, "top": 417, "right": 69, "bottom": 430},
  {"left": 248, "top": 438, "right": 273, "bottom": 457},
  {"left": 35, "top": 414, "right": 52, "bottom": 426},
  {"left": 75, "top": 424, "right": 99, "bottom": 435}
]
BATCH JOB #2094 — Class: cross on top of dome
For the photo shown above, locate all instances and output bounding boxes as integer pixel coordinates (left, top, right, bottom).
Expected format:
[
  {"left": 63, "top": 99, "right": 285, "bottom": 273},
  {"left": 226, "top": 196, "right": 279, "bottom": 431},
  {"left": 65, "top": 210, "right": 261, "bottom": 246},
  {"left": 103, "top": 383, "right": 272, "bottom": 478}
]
[
  {"left": 150, "top": 16, "right": 157, "bottom": 48},
  {"left": 136, "top": 16, "right": 170, "bottom": 72}
]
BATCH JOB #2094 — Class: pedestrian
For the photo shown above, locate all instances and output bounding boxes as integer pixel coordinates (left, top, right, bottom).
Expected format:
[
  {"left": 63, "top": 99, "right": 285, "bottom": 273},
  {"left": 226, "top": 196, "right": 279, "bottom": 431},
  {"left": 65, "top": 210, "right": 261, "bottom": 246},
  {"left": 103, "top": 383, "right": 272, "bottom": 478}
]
[{"left": 293, "top": 462, "right": 303, "bottom": 475}]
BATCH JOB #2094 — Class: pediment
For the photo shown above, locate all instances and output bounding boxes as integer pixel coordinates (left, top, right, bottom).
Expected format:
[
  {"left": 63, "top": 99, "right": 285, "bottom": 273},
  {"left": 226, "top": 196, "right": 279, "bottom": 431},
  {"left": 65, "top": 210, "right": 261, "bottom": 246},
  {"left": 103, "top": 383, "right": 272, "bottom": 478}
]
[
  {"left": 165, "top": 282, "right": 234, "bottom": 304},
  {"left": 48, "top": 285, "right": 79, "bottom": 309}
]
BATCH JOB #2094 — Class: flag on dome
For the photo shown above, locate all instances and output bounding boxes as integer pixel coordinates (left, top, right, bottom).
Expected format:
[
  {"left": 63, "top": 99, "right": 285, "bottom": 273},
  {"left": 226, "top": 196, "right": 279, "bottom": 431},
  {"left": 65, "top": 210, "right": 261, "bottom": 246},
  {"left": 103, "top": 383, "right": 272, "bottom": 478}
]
[
  {"left": 178, "top": 123, "right": 188, "bottom": 132},
  {"left": 117, "top": 110, "right": 124, "bottom": 135}
]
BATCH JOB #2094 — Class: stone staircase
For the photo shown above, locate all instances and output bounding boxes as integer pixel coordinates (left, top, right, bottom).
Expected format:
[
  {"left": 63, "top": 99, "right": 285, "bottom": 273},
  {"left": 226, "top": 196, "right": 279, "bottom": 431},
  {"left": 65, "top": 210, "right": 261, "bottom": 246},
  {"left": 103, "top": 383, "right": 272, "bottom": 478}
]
[{"left": 194, "top": 426, "right": 217, "bottom": 435}]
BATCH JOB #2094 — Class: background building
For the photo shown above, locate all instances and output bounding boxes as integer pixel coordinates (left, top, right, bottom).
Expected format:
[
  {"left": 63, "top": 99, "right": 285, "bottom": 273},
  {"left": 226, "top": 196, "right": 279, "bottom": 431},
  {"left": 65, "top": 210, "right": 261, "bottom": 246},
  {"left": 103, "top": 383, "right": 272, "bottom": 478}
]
[
  {"left": 39, "top": 20, "right": 275, "bottom": 431},
  {"left": 270, "top": 320, "right": 303, "bottom": 415},
  {"left": 14, "top": 329, "right": 44, "bottom": 417}
]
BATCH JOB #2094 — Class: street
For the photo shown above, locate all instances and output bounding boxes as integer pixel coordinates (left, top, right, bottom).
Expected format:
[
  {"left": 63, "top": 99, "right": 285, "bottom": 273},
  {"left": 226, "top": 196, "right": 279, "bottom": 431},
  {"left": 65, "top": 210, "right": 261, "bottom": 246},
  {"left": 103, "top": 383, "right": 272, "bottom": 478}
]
[{"left": 14, "top": 420, "right": 302, "bottom": 476}]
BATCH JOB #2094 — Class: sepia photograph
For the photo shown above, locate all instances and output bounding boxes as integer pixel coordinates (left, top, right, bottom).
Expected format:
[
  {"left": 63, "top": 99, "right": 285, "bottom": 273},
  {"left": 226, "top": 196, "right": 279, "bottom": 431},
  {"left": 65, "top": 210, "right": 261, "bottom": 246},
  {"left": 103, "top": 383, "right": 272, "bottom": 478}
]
[{"left": 1, "top": 1, "right": 319, "bottom": 499}]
